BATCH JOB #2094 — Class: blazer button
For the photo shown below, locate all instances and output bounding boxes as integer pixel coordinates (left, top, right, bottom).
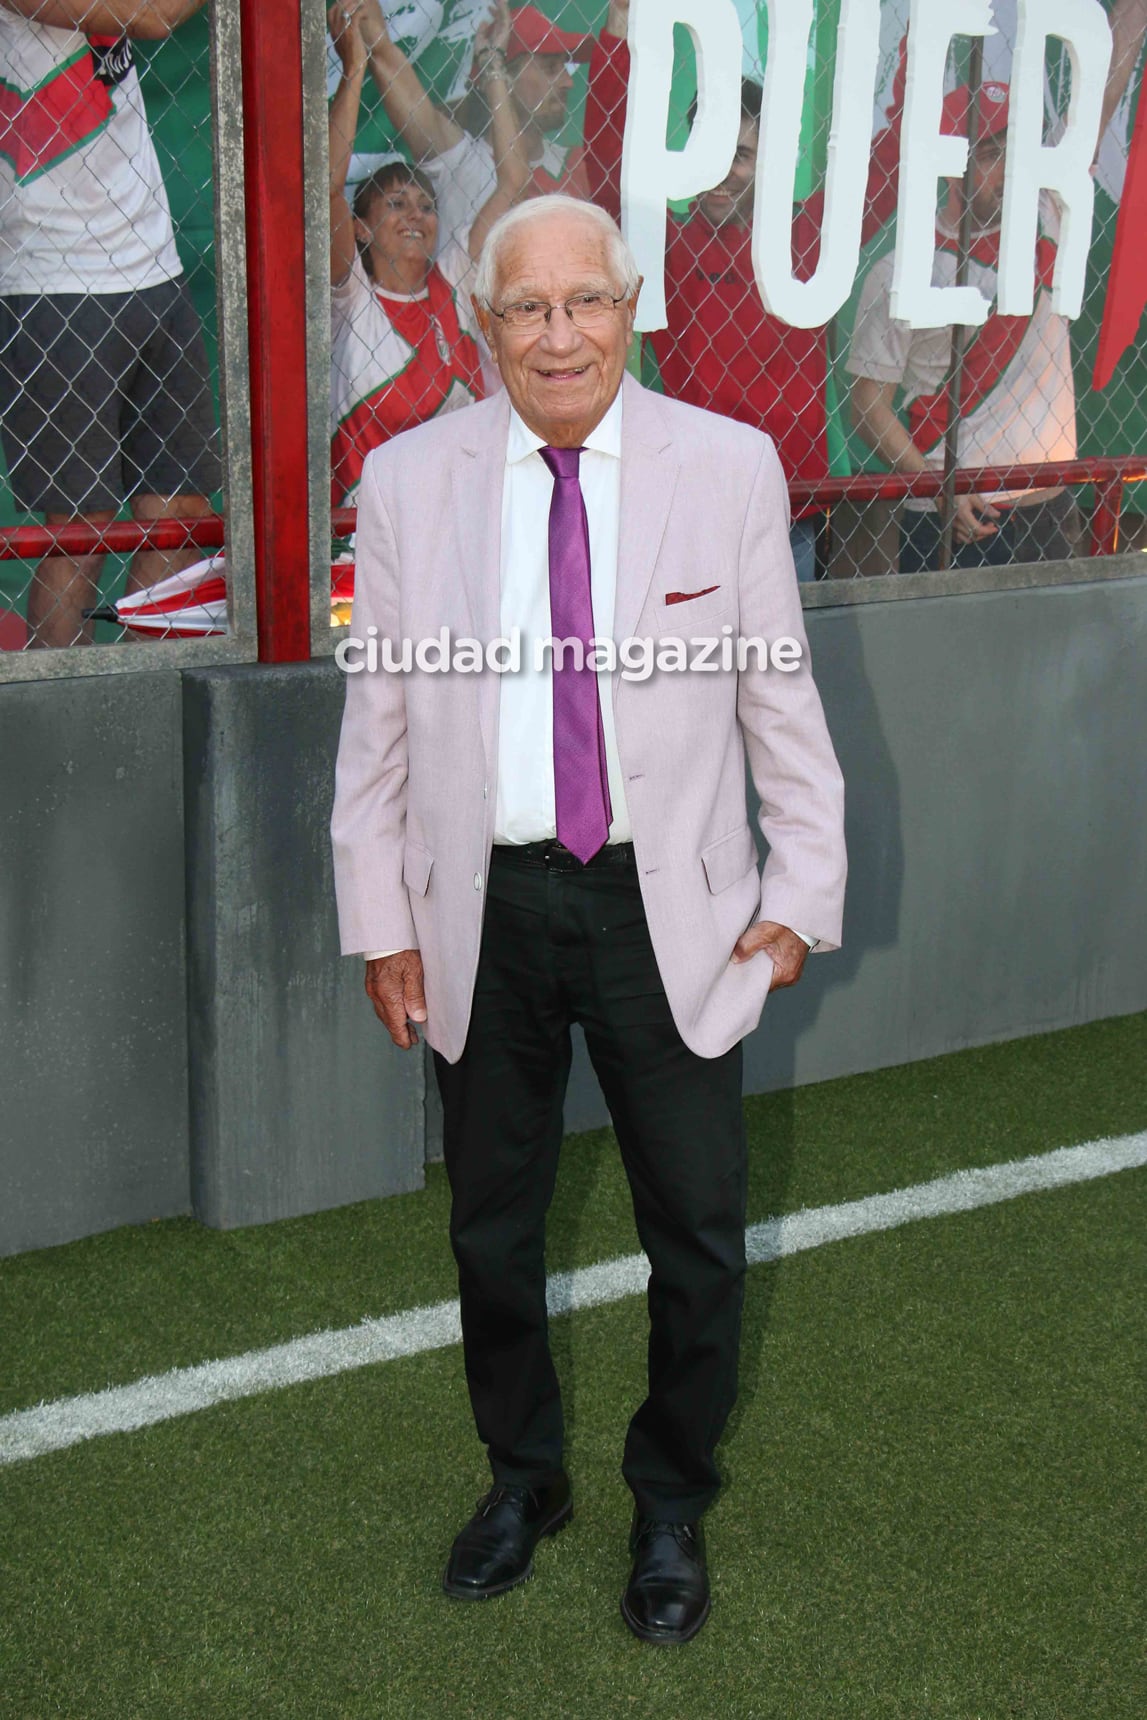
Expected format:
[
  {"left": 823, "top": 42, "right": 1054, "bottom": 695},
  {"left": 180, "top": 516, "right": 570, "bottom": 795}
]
[
  {"left": 483, "top": 783, "right": 488, "bottom": 799},
  {"left": 474, "top": 872, "right": 482, "bottom": 890}
]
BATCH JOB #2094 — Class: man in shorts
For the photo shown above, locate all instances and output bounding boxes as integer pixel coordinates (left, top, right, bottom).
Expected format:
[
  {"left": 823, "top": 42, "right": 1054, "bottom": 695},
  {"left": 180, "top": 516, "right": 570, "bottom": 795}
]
[{"left": 0, "top": 0, "right": 218, "bottom": 647}]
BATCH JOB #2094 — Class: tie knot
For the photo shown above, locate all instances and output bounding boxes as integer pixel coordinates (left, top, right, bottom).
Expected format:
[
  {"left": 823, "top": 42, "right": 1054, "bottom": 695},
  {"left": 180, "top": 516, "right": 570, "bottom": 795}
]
[{"left": 540, "top": 445, "right": 582, "bottom": 482}]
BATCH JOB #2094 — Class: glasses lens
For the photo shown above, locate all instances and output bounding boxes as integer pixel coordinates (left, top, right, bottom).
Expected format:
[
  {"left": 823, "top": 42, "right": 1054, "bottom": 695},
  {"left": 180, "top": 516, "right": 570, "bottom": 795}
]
[
  {"left": 503, "top": 301, "right": 548, "bottom": 330},
  {"left": 566, "top": 294, "right": 614, "bottom": 326}
]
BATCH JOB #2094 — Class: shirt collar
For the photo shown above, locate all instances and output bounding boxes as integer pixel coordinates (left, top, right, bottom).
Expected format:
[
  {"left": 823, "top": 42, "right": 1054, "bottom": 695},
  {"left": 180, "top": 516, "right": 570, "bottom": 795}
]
[{"left": 506, "top": 387, "right": 624, "bottom": 466}]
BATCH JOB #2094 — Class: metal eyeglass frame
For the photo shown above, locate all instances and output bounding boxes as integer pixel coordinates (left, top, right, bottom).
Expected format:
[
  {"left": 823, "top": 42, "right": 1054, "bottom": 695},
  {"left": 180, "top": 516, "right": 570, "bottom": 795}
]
[{"left": 487, "top": 291, "right": 630, "bottom": 330}]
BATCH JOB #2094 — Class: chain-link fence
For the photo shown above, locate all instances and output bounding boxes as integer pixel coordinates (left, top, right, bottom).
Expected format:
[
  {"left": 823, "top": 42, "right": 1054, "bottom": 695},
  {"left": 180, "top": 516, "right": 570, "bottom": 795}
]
[
  {"left": 0, "top": 0, "right": 246, "bottom": 656},
  {"left": 321, "top": 0, "right": 1147, "bottom": 585},
  {"left": 4, "top": 0, "right": 1146, "bottom": 659}
]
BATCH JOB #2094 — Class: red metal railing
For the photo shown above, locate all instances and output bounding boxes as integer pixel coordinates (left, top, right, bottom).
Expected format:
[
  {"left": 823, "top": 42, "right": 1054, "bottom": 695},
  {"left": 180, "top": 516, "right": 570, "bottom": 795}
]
[
  {"left": 240, "top": 0, "right": 312, "bottom": 662},
  {"left": 786, "top": 456, "right": 1147, "bottom": 558},
  {"left": 3, "top": 456, "right": 1145, "bottom": 583},
  {"left": 0, "top": 516, "right": 227, "bottom": 561}
]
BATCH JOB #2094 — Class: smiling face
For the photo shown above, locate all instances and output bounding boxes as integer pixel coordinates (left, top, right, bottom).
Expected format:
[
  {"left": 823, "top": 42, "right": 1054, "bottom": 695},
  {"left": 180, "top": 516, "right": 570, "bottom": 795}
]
[
  {"left": 697, "top": 115, "right": 759, "bottom": 229},
  {"left": 355, "top": 178, "right": 438, "bottom": 286},
  {"left": 475, "top": 212, "right": 638, "bottom": 448},
  {"left": 508, "top": 51, "right": 575, "bottom": 133}
]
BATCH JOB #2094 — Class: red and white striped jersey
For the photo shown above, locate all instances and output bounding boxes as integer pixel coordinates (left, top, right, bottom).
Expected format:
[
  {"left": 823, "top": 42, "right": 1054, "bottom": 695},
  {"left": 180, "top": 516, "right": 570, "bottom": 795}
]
[
  {"left": 846, "top": 197, "right": 1077, "bottom": 507},
  {"left": 329, "top": 245, "right": 484, "bottom": 507}
]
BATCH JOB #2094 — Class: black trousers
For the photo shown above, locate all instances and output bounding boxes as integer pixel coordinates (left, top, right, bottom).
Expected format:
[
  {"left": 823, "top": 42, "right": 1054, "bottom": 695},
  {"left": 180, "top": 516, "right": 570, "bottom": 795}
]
[{"left": 433, "top": 842, "right": 748, "bottom": 1522}]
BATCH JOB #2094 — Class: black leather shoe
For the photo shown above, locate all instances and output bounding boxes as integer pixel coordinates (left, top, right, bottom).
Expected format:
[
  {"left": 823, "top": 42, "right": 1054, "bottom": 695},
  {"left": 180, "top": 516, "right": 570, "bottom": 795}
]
[
  {"left": 442, "top": 1473, "right": 572, "bottom": 1599},
  {"left": 620, "top": 1515, "right": 711, "bottom": 1643}
]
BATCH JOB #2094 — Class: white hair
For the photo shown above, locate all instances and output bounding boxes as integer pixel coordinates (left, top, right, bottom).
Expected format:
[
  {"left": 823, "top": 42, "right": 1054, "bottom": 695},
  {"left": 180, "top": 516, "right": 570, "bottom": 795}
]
[{"left": 472, "top": 195, "right": 640, "bottom": 308}]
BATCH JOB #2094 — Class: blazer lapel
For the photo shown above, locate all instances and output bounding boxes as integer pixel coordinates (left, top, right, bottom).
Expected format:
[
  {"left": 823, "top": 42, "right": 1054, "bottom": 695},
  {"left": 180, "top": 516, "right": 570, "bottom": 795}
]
[
  {"left": 613, "top": 373, "right": 679, "bottom": 655},
  {"left": 451, "top": 393, "right": 509, "bottom": 772}
]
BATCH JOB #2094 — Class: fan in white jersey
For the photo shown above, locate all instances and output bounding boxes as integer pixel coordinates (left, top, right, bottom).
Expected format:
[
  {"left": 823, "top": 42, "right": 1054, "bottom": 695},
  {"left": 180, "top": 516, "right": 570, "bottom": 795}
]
[{"left": 0, "top": 0, "right": 217, "bottom": 650}]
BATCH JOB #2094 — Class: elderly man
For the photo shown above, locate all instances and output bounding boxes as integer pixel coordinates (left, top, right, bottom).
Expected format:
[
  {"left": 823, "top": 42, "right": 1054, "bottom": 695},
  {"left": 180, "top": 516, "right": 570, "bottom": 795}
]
[{"left": 331, "top": 195, "right": 846, "bottom": 1644}]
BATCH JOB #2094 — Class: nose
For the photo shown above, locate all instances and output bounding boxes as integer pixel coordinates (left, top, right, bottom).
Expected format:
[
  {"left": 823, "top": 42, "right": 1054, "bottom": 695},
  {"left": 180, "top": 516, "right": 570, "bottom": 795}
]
[{"left": 539, "top": 303, "right": 581, "bottom": 353}]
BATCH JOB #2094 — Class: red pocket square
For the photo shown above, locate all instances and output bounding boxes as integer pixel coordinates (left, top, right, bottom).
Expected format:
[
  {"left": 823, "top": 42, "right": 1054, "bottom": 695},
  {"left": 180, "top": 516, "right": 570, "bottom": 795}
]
[{"left": 664, "top": 585, "right": 720, "bottom": 606}]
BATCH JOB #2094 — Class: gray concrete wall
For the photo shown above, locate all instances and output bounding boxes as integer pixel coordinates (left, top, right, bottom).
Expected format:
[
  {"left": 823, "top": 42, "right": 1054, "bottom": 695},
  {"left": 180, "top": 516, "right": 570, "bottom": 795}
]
[
  {"left": 745, "top": 573, "right": 1147, "bottom": 1090},
  {"left": 0, "top": 671, "right": 190, "bottom": 1254},
  {"left": 3, "top": 574, "right": 1144, "bottom": 1251},
  {"left": 562, "top": 572, "right": 1147, "bottom": 1129},
  {"left": 182, "top": 663, "right": 425, "bottom": 1229}
]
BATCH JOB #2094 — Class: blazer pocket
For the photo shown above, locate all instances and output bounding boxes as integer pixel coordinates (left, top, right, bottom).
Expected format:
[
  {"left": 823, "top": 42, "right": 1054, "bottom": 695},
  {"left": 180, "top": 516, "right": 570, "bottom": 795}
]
[
  {"left": 402, "top": 842, "right": 434, "bottom": 897},
  {"left": 701, "top": 826, "right": 757, "bottom": 895},
  {"left": 651, "top": 587, "right": 735, "bottom": 637},
  {"left": 665, "top": 585, "right": 720, "bottom": 606}
]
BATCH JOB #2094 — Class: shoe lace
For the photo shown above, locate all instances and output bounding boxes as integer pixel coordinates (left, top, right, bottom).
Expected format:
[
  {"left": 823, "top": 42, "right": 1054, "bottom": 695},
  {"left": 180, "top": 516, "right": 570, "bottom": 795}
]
[
  {"left": 475, "top": 1483, "right": 533, "bottom": 1517},
  {"left": 633, "top": 1518, "right": 698, "bottom": 1553}
]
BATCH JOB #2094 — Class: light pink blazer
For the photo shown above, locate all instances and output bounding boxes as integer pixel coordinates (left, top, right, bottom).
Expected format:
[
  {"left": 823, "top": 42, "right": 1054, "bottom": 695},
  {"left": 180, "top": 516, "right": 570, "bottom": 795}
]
[{"left": 331, "top": 374, "right": 846, "bottom": 1063}]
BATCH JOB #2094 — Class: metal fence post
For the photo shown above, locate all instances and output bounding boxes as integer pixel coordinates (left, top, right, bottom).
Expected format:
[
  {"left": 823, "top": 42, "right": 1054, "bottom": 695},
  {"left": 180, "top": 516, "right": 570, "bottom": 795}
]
[
  {"left": 239, "top": 0, "right": 313, "bottom": 663},
  {"left": 1091, "top": 475, "right": 1125, "bottom": 557}
]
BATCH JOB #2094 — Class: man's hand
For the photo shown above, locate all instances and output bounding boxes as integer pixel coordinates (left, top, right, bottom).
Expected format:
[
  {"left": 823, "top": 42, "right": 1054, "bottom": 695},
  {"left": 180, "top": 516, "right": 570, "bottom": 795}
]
[
  {"left": 365, "top": 949, "right": 428, "bottom": 1048},
  {"left": 329, "top": 1, "right": 367, "bottom": 77},
  {"left": 356, "top": 0, "right": 389, "bottom": 54},
  {"left": 484, "top": 0, "right": 512, "bottom": 55},
  {"left": 473, "top": 0, "right": 511, "bottom": 86},
  {"left": 951, "top": 492, "right": 1000, "bottom": 545},
  {"left": 731, "top": 920, "right": 810, "bottom": 990},
  {"left": 605, "top": 0, "right": 629, "bottom": 39},
  {"left": 850, "top": 378, "right": 1004, "bottom": 548}
]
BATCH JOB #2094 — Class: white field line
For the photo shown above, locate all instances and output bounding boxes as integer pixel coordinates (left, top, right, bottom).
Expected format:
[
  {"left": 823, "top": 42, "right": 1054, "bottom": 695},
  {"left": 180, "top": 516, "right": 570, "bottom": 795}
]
[{"left": 2, "top": 1132, "right": 1144, "bottom": 1469}]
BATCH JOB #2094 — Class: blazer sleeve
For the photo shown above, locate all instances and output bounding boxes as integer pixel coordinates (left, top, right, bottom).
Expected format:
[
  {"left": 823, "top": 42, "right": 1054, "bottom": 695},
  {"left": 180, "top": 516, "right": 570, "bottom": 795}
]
[
  {"left": 330, "top": 453, "right": 419, "bottom": 956},
  {"left": 735, "top": 438, "right": 847, "bottom": 949}
]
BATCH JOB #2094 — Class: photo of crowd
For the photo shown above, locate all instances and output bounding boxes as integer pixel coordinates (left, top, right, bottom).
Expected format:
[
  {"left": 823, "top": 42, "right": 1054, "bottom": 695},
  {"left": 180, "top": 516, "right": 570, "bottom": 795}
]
[{"left": 2, "top": 0, "right": 1146, "bottom": 647}]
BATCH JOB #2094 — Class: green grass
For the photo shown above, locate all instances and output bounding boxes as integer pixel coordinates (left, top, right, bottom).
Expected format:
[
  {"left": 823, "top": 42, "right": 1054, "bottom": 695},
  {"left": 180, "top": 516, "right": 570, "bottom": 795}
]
[
  {"left": 1, "top": 1014, "right": 1145, "bottom": 1718},
  {"left": 2, "top": 1013, "right": 1144, "bottom": 1418}
]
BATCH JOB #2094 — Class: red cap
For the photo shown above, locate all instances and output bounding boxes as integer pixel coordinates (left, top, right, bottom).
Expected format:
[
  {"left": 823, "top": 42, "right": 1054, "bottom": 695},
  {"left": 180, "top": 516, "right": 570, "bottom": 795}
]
[
  {"left": 941, "top": 81, "right": 1010, "bottom": 142},
  {"left": 505, "top": 4, "right": 595, "bottom": 63}
]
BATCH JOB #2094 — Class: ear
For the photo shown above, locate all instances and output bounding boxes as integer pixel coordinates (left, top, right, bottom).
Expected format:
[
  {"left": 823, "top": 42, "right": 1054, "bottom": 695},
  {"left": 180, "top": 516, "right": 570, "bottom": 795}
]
[
  {"left": 353, "top": 215, "right": 372, "bottom": 246},
  {"left": 623, "top": 277, "right": 643, "bottom": 345}
]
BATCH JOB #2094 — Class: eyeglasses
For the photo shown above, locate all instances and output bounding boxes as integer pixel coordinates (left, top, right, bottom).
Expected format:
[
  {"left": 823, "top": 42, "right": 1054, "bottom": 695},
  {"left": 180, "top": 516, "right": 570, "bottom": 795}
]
[{"left": 488, "top": 291, "right": 629, "bottom": 332}]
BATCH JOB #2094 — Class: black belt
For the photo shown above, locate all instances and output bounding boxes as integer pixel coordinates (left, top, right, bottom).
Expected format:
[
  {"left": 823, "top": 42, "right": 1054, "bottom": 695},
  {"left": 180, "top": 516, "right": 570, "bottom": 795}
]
[{"left": 492, "top": 840, "right": 636, "bottom": 871}]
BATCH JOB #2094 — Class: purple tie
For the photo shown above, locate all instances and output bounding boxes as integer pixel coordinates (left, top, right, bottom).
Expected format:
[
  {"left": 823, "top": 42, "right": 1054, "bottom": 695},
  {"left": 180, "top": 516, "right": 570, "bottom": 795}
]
[{"left": 539, "top": 445, "right": 613, "bottom": 864}]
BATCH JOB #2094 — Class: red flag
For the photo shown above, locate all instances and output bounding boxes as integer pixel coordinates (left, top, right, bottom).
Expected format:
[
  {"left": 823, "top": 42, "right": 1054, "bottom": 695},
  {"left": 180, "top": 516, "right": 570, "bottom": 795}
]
[{"left": 1093, "top": 90, "right": 1147, "bottom": 390}]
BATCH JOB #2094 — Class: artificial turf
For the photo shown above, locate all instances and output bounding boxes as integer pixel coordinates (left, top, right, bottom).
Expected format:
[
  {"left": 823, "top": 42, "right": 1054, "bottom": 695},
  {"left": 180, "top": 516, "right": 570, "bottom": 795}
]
[
  {"left": 2, "top": 1012, "right": 1145, "bottom": 1419},
  {"left": 2, "top": 1013, "right": 1145, "bottom": 1717}
]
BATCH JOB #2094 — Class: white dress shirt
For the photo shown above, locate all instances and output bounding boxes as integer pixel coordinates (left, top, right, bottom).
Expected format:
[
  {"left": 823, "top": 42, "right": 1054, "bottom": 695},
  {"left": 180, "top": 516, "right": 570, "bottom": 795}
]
[
  {"left": 495, "top": 391, "right": 632, "bottom": 846},
  {"left": 362, "top": 390, "right": 815, "bottom": 957},
  {"left": 362, "top": 393, "right": 628, "bottom": 960}
]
